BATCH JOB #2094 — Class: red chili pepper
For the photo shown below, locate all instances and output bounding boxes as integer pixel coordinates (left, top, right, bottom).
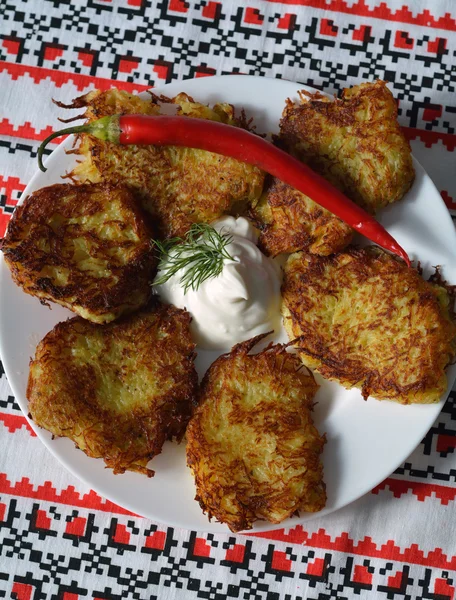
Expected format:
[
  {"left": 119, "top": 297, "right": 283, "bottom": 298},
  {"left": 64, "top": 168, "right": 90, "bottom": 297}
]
[{"left": 37, "top": 114, "right": 410, "bottom": 266}]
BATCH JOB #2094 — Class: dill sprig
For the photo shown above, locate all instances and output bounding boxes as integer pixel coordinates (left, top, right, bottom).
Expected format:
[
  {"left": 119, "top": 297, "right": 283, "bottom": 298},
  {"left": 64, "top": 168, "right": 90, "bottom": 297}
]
[{"left": 152, "top": 223, "right": 235, "bottom": 293}]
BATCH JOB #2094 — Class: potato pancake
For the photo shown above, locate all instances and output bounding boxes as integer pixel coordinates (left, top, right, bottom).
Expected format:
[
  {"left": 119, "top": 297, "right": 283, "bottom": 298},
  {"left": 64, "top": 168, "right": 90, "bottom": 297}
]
[
  {"left": 186, "top": 334, "right": 326, "bottom": 532},
  {"left": 27, "top": 304, "right": 198, "bottom": 476},
  {"left": 1, "top": 183, "right": 156, "bottom": 324},
  {"left": 66, "top": 89, "right": 265, "bottom": 238},
  {"left": 255, "top": 81, "right": 414, "bottom": 256},
  {"left": 253, "top": 176, "right": 353, "bottom": 257},
  {"left": 282, "top": 247, "right": 456, "bottom": 404}
]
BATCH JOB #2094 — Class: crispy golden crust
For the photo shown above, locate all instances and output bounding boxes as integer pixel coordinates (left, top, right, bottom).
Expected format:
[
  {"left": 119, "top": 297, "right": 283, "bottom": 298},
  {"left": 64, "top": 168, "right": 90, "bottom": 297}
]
[
  {"left": 282, "top": 247, "right": 456, "bottom": 404},
  {"left": 253, "top": 177, "right": 353, "bottom": 257},
  {"left": 280, "top": 80, "right": 415, "bottom": 210},
  {"left": 255, "top": 80, "right": 414, "bottom": 256},
  {"left": 67, "top": 89, "right": 265, "bottom": 238},
  {"left": 1, "top": 183, "right": 156, "bottom": 324},
  {"left": 186, "top": 334, "right": 326, "bottom": 532},
  {"left": 27, "top": 304, "right": 198, "bottom": 476}
]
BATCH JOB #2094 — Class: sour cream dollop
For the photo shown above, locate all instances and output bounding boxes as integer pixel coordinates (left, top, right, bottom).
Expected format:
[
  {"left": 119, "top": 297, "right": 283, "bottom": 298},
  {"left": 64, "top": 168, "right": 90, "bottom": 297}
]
[{"left": 154, "top": 216, "right": 282, "bottom": 350}]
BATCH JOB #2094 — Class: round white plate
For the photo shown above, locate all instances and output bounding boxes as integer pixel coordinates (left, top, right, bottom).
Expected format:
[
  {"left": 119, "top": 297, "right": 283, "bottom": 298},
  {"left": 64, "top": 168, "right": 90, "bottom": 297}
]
[{"left": 1, "top": 76, "right": 456, "bottom": 533}]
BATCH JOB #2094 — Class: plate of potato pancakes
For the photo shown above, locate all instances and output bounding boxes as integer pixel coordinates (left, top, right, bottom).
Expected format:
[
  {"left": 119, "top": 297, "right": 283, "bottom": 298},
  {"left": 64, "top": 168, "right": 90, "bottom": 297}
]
[{"left": 1, "top": 76, "right": 456, "bottom": 533}]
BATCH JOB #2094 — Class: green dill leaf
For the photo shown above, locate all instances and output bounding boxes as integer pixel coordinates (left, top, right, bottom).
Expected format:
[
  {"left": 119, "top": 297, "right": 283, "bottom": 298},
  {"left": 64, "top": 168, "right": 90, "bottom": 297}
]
[{"left": 152, "top": 222, "right": 235, "bottom": 293}]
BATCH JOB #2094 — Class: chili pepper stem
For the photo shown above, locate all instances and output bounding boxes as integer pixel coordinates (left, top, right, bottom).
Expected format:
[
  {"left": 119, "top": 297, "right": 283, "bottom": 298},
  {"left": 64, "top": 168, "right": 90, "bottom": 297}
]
[{"left": 37, "top": 115, "right": 120, "bottom": 172}]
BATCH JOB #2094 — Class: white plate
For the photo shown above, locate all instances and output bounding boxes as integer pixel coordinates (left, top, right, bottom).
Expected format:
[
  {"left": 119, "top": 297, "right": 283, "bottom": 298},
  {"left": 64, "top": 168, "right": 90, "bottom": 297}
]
[{"left": 1, "top": 76, "right": 456, "bottom": 533}]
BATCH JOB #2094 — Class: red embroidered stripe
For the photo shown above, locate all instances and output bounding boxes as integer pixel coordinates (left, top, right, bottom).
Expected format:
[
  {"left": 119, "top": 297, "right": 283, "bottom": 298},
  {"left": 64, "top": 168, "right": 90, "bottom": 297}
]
[
  {"left": 0, "top": 413, "right": 35, "bottom": 436},
  {"left": 403, "top": 127, "right": 456, "bottom": 152},
  {"left": 373, "top": 477, "right": 456, "bottom": 505},
  {"left": 262, "top": 0, "right": 456, "bottom": 32},
  {"left": 0, "top": 61, "right": 150, "bottom": 93},
  {"left": 0, "top": 119, "right": 60, "bottom": 143},
  {"left": 0, "top": 473, "right": 136, "bottom": 516},
  {"left": 252, "top": 523, "right": 456, "bottom": 569}
]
